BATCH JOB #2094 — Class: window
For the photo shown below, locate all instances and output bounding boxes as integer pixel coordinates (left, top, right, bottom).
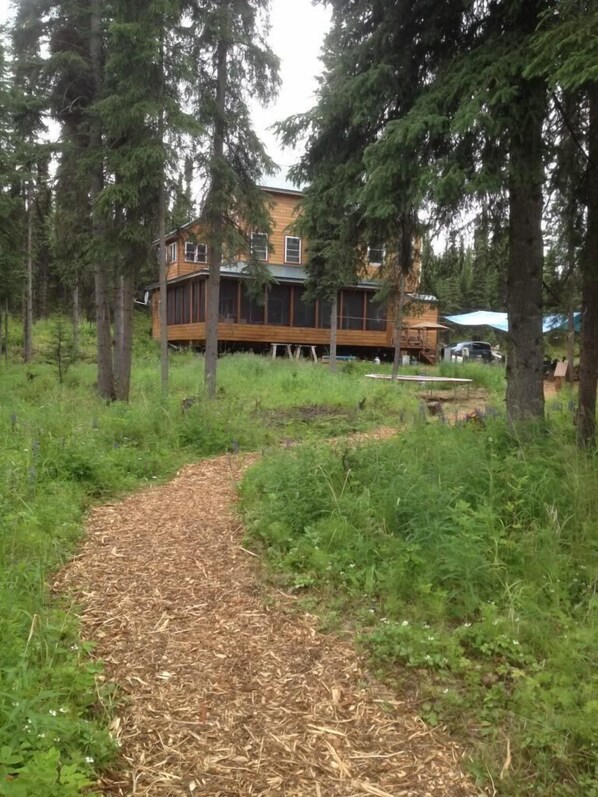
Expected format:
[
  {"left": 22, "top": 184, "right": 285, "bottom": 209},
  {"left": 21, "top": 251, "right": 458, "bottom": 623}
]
[
  {"left": 185, "top": 241, "right": 208, "bottom": 263},
  {"left": 285, "top": 236, "right": 301, "bottom": 264},
  {"left": 218, "top": 279, "right": 238, "bottom": 321},
  {"left": 167, "top": 242, "right": 177, "bottom": 264},
  {"left": 293, "top": 288, "right": 316, "bottom": 327},
  {"left": 267, "top": 285, "right": 291, "bottom": 326},
  {"left": 251, "top": 232, "right": 268, "bottom": 261},
  {"left": 341, "top": 290, "right": 364, "bottom": 330},
  {"left": 367, "top": 244, "right": 384, "bottom": 265},
  {"left": 366, "top": 294, "right": 386, "bottom": 331}
]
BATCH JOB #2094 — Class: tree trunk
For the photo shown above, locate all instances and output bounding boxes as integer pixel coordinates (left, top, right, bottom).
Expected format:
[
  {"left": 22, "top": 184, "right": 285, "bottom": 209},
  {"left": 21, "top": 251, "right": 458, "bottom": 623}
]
[
  {"left": 158, "top": 31, "right": 169, "bottom": 397},
  {"left": 577, "top": 82, "right": 598, "bottom": 448},
  {"left": 113, "top": 270, "right": 135, "bottom": 401},
  {"left": 329, "top": 293, "right": 338, "bottom": 373},
  {"left": 567, "top": 305, "right": 575, "bottom": 384},
  {"left": 3, "top": 300, "right": 8, "bottom": 365},
  {"left": 158, "top": 178, "right": 169, "bottom": 397},
  {"left": 391, "top": 272, "right": 406, "bottom": 380},
  {"left": 72, "top": 281, "right": 80, "bottom": 357},
  {"left": 204, "top": 37, "right": 228, "bottom": 399},
  {"left": 90, "top": 0, "right": 115, "bottom": 400},
  {"left": 23, "top": 182, "right": 34, "bottom": 363},
  {"left": 505, "top": 76, "right": 545, "bottom": 422}
]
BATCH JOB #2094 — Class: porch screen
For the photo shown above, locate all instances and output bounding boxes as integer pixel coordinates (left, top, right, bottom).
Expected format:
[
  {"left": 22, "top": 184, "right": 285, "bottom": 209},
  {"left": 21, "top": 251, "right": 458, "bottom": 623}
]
[
  {"left": 366, "top": 294, "right": 386, "bottom": 331},
  {"left": 341, "top": 290, "right": 364, "bottom": 330},
  {"left": 219, "top": 279, "right": 238, "bottom": 321},
  {"left": 167, "top": 284, "right": 190, "bottom": 325},
  {"left": 240, "top": 284, "right": 265, "bottom": 324},
  {"left": 267, "top": 285, "right": 291, "bottom": 326},
  {"left": 191, "top": 279, "right": 205, "bottom": 322},
  {"left": 293, "top": 288, "right": 316, "bottom": 327},
  {"left": 317, "top": 299, "right": 332, "bottom": 328}
]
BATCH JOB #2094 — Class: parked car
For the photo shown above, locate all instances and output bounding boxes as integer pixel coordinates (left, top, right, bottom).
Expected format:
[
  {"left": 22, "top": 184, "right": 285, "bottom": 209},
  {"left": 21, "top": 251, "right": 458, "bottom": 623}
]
[{"left": 450, "top": 341, "right": 502, "bottom": 363}]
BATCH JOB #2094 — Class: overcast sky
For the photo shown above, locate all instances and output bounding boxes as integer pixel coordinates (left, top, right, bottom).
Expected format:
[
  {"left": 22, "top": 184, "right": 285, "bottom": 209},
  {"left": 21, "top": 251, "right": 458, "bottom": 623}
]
[
  {"left": 0, "top": 0, "right": 332, "bottom": 167},
  {"left": 256, "top": 0, "right": 331, "bottom": 167}
]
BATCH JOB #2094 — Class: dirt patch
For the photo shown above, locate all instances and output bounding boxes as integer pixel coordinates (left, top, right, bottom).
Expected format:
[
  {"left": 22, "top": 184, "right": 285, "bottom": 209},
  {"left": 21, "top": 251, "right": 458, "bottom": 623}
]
[
  {"left": 258, "top": 404, "right": 352, "bottom": 425},
  {"left": 57, "top": 436, "right": 480, "bottom": 797}
]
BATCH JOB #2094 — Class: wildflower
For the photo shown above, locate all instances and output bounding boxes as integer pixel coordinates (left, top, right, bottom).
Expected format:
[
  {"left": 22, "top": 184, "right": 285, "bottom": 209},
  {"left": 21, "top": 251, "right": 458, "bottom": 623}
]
[
  {"left": 401, "top": 620, "right": 409, "bottom": 626},
  {"left": 463, "top": 622, "right": 471, "bottom": 628},
  {"left": 512, "top": 640, "right": 520, "bottom": 646},
  {"left": 49, "top": 709, "right": 57, "bottom": 716},
  {"left": 85, "top": 756, "right": 94, "bottom": 764}
]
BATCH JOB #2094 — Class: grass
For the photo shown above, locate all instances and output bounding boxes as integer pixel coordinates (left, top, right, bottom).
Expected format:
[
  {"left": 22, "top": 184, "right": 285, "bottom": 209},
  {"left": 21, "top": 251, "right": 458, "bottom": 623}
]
[
  {"left": 4, "top": 329, "right": 484, "bottom": 795},
  {"left": 240, "top": 412, "right": 598, "bottom": 795}
]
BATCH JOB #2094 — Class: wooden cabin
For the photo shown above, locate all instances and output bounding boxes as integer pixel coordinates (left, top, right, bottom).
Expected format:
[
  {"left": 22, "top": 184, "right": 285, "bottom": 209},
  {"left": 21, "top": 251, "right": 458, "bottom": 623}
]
[{"left": 150, "top": 176, "right": 440, "bottom": 361}]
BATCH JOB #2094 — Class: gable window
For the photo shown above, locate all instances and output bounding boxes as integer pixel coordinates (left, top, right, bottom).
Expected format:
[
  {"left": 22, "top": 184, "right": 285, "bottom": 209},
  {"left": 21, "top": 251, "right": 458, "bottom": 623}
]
[
  {"left": 167, "top": 242, "right": 177, "bottom": 264},
  {"left": 285, "top": 236, "right": 301, "bottom": 264},
  {"left": 251, "top": 232, "right": 268, "bottom": 262},
  {"left": 367, "top": 244, "right": 384, "bottom": 266},
  {"left": 185, "top": 241, "right": 208, "bottom": 263}
]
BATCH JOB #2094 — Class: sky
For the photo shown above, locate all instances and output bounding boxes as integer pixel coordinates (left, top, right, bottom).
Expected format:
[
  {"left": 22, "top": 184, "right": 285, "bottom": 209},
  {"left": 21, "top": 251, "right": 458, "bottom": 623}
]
[
  {"left": 0, "top": 0, "right": 332, "bottom": 168},
  {"left": 255, "top": 0, "right": 331, "bottom": 168}
]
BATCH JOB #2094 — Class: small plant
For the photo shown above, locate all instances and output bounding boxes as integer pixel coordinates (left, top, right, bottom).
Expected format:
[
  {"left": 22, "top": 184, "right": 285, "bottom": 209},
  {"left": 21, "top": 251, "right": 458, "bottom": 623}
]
[{"left": 46, "top": 316, "right": 78, "bottom": 384}]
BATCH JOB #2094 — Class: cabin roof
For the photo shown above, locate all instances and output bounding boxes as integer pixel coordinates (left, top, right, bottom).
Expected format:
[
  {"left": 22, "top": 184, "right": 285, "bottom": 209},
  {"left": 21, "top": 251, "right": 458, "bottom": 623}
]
[{"left": 259, "top": 170, "right": 304, "bottom": 196}]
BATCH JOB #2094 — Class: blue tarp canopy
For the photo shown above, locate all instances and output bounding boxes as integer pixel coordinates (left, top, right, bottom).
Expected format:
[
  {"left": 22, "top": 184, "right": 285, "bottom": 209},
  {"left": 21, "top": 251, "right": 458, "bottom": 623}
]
[
  {"left": 444, "top": 311, "right": 508, "bottom": 332},
  {"left": 444, "top": 311, "right": 581, "bottom": 334}
]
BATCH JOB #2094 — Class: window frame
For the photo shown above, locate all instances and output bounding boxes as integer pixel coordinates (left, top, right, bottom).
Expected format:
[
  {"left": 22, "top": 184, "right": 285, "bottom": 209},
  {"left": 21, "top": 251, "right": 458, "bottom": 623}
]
[
  {"left": 251, "top": 232, "right": 269, "bottom": 262},
  {"left": 167, "top": 242, "right": 177, "bottom": 264},
  {"left": 367, "top": 244, "right": 385, "bottom": 266},
  {"left": 284, "top": 235, "right": 302, "bottom": 265},
  {"left": 185, "top": 241, "right": 208, "bottom": 264}
]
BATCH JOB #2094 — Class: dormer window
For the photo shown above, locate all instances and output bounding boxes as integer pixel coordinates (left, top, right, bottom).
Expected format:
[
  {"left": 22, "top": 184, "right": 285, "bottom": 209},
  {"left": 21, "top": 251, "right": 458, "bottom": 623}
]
[
  {"left": 185, "top": 241, "right": 208, "bottom": 263},
  {"left": 251, "top": 232, "right": 269, "bottom": 262},
  {"left": 285, "top": 235, "right": 301, "bottom": 264},
  {"left": 367, "top": 245, "right": 384, "bottom": 266}
]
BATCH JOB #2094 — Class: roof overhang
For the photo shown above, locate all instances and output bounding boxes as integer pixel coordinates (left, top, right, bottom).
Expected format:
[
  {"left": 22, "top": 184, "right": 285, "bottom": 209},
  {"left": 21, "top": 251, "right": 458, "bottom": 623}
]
[{"left": 147, "top": 264, "right": 437, "bottom": 302}]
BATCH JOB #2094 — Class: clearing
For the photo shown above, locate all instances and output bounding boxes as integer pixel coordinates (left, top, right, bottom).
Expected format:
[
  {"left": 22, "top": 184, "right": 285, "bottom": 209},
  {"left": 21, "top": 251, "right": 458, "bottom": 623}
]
[{"left": 58, "top": 438, "right": 481, "bottom": 797}]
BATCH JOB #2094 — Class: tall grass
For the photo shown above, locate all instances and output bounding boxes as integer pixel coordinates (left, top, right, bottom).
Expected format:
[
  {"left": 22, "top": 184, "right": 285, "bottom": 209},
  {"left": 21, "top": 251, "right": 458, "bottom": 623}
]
[
  {"left": 241, "top": 418, "right": 598, "bottom": 795},
  {"left": 0, "top": 346, "right": 445, "bottom": 794}
]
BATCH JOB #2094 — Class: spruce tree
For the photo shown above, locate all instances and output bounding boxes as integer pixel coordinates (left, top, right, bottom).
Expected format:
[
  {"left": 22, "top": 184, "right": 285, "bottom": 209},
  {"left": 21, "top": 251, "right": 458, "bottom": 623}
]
[
  {"left": 187, "top": 0, "right": 279, "bottom": 398},
  {"left": 527, "top": 0, "right": 598, "bottom": 445}
]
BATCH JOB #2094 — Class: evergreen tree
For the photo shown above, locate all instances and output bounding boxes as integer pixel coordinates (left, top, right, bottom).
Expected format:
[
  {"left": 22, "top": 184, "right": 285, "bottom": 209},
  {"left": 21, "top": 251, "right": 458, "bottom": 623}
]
[
  {"left": 10, "top": 0, "right": 50, "bottom": 362},
  {"left": 187, "top": 0, "right": 279, "bottom": 398},
  {"left": 527, "top": 0, "right": 598, "bottom": 446},
  {"left": 98, "top": 0, "right": 195, "bottom": 401},
  {"left": 0, "top": 39, "right": 23, "bottom": 335}
]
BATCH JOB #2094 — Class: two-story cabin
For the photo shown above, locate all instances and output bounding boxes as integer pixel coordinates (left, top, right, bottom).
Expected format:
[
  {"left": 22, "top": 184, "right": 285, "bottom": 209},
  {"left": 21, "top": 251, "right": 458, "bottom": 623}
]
[{"left": 150, "top": 175, "right": 440, "bottom": 361}]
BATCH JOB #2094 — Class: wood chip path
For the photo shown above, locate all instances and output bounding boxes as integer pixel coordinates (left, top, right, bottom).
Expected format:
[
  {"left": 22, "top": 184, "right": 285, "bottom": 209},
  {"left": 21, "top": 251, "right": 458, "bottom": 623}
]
[{"left": 58, "top": 433, "right": 481, "bottom": 797}]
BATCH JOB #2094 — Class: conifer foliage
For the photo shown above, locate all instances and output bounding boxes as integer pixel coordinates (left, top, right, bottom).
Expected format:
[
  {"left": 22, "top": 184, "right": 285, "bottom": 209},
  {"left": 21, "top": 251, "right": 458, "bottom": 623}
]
[{"left": 1, "top": 0, "right": 277, "bottom": 401}]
